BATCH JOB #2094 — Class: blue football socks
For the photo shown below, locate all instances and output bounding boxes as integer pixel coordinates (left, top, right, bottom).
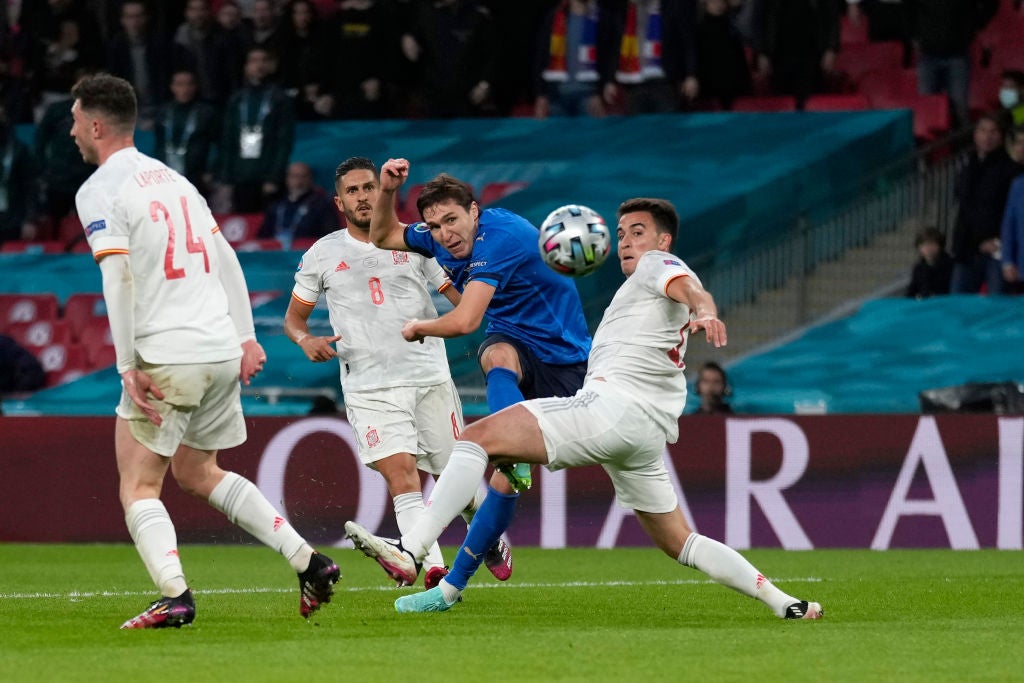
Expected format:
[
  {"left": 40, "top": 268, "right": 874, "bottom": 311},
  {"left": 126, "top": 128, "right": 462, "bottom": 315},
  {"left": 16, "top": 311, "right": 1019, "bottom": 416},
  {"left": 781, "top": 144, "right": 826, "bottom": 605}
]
[{"left": 445, "top": 486, "right": 518, "bottom": 590}]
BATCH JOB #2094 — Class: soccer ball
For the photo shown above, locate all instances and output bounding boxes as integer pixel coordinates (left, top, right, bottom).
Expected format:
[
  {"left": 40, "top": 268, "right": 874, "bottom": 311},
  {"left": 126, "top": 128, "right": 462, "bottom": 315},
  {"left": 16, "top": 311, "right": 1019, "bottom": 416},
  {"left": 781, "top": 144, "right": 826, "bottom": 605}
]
[{"left": 538, "top": 204, "right": 611, "bottom": 277}]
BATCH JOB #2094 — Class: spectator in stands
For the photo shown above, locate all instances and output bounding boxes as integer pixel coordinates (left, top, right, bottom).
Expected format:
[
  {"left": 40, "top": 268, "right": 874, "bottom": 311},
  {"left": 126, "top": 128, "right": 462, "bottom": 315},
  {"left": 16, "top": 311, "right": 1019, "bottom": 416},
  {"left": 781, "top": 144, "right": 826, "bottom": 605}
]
[
  {"left": 696, "top": 0, "right": 752, "bottom": 110},
  {"left": 0, "top": 55, "right": 36, "bottom": 125},
  {"left": 910, "top": 0, "right": 997, "bottom": 130},
  {"left": 153, "top": 69, "right": 219, "bottom": 196},
  {"left": 316, "top": 0, "right": 393, "bottom": 120},
  {"left": 213, "top": 0, "right": 253, "bottom": 97},
  {"left": 0, "top": 107, "right": 37, "bottom": 246},
  {"left": 753, "top": 0, "right": 839, "bottom": 109},
  {"left": 219, "top": 46, "right": 294, "bottom": 213},
  {"left": 277, "top": 0, "right": 327, "bottom": 120},
  {"left": 174, "top": 0, "right": 232, "bottom": 105},
  {"left": 0, "top": 333, "right": 45, "bottom": 394},
  {"left": 258, "top": 161, "right": 338, "bottom": 248},
  {"left": 531, "top": 0, "right": 614, "bottom": 119},
  {"left": 32, "top": 12, "right": 103, "bottom": 117},
  {"left": 247, "top": 0, "right": 283, "bottom": 57},
  {"left": 998, "top": 70, "right": 1024, "bottom": 128},
  {"left": 906, "top": 226, "right": 953, "bottom": 299},
  {"left": 1008, "top": 124, "right": 1024, "bottom": 167},
  {"left": 33, "top": 87, "right": 95, "bottom": 237},
  {"left": 950, "top": 113, "right": 1019, "bottom": 295},
  {"left": 1000, "top": 173, "right": 1024, "bottom": 295},
  {"left": 604, "top": 0, "right": 699, "bottom": 114},
  {"left": 106, "top": 0, "right": 174, "bottom": 130},
  {"left": 402, "top": 0, "right": 501, "bottom": 118},
  {"left": 846, "top": 0, "right": 912, "bottom": 65},
  {"left": 691, "top": 361, "right": 734, "bottom": 414}
]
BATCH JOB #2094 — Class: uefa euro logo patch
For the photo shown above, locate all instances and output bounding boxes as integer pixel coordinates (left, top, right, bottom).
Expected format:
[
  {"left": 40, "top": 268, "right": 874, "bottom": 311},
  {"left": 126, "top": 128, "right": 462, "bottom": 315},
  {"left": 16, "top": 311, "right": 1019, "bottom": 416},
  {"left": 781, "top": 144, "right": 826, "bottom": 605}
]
[{"left": 85, "top": 219, "right": 107, "bottom": 235}]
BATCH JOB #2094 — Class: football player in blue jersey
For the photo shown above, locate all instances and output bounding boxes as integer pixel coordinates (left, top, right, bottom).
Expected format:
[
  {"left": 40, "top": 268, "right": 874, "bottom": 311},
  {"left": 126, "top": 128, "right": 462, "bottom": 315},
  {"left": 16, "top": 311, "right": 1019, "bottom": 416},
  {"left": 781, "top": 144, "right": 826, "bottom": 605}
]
[{"left": 352, "top": 156, "right": 592, "bottom": 594}]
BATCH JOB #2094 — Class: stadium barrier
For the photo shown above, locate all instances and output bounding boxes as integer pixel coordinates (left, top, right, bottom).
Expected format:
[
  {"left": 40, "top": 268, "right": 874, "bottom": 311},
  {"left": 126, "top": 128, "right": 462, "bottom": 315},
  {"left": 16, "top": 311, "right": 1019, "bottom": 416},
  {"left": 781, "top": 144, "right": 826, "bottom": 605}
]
[{"left": 2, "top": 414, "right": 1020, "bottom": 550}]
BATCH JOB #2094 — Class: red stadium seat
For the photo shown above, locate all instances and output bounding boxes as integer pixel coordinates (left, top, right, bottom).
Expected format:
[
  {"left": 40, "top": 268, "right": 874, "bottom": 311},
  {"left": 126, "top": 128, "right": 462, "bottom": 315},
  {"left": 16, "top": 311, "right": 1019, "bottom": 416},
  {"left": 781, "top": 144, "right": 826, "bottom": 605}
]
[
  {"left": 804, "top": 93, "right": 871, "bottom": 111},
  {"left": 216, "top": 213, "right": 263, "bottom": 244},
  {"left": 78, "top": 318, "right": 115, "bottom": 368},
  {"left": 291, "top": 237, "right": 317, "bottom": 251},
  {"left": 859, "top": 69, "right": 918, "bottom": 109},
  {"left": 234, "top": 238, "right": 283, "bottom": 252},
  {"left": 7, "top": 319, "right": 73, "bottom": 349},
  {"left": 911, "top": 94, "right": 951, "bottom": 141},
  {"left": 835, "top": 41, "right": 904, "bottom": 85},
  {"left": 57, "top": 214, "right": 84, "bottom": 243},
  {"left": 479, "top": 181, "right": 528, "bottom": 206},
  {"left": 62, "top": 293, "right": 107, "bottom": 342},
  {"left": 39, "top": 343, "right": 91, "bottom": 386},
  {"left": 732, "top": 95, "right": 798, "bottom": 112},
  {"left": 0, "top": 240, "right": 65, "bottom": 254},
  {"left": 840, "top": 15, "right": 869, "bottom": 46},
  {"left": 969, "top": 68, "right": 1003, "bottom": 118},
  {"left": 0, "top": 293, "right": 60, "bottom": 332}
]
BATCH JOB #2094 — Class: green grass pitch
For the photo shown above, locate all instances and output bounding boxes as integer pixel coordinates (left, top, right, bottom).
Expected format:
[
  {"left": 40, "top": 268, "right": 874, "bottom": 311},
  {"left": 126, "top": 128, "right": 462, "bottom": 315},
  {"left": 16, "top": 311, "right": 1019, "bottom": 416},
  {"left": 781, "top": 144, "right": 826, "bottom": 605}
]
[{"left": 0, "top": 544, "right": 1018, "bottom": 682}]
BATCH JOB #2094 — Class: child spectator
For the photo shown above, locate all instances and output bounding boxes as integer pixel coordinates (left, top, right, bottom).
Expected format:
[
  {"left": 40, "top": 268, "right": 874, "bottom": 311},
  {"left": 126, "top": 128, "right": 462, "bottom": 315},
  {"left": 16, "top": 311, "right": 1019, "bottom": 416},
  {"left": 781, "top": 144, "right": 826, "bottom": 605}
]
[{"left": 906, "top": 227, "right": 953, "bottom": 299}]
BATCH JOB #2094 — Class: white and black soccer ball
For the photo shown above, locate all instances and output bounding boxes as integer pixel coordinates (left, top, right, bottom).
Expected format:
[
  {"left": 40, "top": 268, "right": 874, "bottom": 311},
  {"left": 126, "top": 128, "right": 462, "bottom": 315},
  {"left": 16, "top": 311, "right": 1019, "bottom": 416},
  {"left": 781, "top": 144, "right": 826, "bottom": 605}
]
[{"left": 538, "top": 204, "right": 611, "bottom": 277}]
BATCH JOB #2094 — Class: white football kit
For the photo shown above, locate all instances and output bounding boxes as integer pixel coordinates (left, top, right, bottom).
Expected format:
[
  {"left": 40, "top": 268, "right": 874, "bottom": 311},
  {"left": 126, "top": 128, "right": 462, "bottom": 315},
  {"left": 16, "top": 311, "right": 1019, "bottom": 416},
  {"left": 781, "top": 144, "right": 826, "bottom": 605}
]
[
  {"left": 292, "top": 230, "right": 463, "bottom": 467},
  {"left": 75, "top": 147, "right": 248, "bottom": 454},
  {"left": 76, "top": 148, "right": 240, "bottom": 365},
  {"left": 523, "top": 250, "right": 698, "bottom": 513}
]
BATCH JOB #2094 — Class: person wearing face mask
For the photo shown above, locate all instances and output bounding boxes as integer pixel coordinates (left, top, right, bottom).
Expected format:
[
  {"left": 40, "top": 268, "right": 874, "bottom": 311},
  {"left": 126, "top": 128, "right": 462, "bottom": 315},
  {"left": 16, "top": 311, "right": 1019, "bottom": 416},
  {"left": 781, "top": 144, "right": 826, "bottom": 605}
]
[{"left": 999, "top": 70, "right": 1024, "bottom": 127}]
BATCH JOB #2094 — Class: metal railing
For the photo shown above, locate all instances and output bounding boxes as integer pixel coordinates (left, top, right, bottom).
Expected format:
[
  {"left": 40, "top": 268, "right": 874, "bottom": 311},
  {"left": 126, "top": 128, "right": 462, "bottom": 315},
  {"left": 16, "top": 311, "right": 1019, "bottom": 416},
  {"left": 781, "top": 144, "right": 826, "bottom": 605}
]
[{"left": 702, "top": 131, "right": 970, "bottom": 319}]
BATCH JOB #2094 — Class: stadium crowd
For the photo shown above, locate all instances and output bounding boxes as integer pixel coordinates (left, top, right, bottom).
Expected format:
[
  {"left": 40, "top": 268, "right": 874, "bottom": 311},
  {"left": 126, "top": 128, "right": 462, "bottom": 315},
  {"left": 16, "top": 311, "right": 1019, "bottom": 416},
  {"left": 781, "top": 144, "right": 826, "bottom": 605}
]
[{"left": 0, "top": 0, "right": 1022, "bottom": 242}]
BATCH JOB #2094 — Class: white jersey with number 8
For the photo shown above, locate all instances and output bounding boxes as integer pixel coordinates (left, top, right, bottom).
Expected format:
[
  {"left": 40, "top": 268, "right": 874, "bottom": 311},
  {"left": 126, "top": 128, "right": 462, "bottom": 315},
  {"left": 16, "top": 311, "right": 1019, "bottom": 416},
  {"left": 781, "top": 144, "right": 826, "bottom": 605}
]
[{"left": 292, "top": 230, "right": 452, "bottom": 392}]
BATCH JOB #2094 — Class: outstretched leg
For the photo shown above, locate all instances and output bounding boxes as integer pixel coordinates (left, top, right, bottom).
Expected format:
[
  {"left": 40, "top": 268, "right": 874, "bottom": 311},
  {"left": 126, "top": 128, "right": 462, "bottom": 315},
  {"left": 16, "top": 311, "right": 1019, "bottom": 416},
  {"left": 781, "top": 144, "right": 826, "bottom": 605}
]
[{"left": 635, "top": 507, "right": 822, "bottom": 620}]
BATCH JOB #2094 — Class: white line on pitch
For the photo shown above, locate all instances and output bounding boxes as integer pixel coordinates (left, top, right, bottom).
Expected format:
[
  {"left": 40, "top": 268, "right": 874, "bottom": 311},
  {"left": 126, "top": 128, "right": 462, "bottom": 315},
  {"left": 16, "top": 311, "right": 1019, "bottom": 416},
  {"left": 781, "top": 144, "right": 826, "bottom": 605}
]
[{"left": 1, "top": 577, "right": 822, "bottom": 601}]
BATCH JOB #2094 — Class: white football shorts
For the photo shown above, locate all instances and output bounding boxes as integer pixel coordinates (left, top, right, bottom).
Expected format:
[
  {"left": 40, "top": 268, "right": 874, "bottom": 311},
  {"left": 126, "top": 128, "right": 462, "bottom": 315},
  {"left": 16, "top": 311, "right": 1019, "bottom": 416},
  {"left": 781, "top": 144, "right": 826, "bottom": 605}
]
[
  {"left": 342, "top": 380, "right": 464, "bottom": 474},
  {"left": 522, "top": 380, "right": 677, "bottom": 514},
  {"left": 117, "top": 358, "right": 246, "bottom": 457}
]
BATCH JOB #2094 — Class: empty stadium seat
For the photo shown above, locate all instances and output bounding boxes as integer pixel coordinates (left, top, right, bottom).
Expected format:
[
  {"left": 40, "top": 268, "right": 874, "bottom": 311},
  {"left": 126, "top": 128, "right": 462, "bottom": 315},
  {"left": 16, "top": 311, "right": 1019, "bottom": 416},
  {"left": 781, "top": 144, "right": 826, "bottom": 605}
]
[
  {"left": 63, "top": 293, "right": 107, "bottom": 342},
  {"left": 0, "top": 293, "right": 60, "bottom": 332},
  {"left": 835, "top": 41, "right": 903, "bottom": 85},
  {"left": 804, "top": 93, "right": 872, "bottom": 111},
  {"left": 7, "top": 319, "right": 73, "bottom": 349},
  {"left": 858, "top": 68, "right": 918, "bottom": 106},
  {"left": 0, "top": 240, "right": 65, "bottom": 254},
  {"left": 911, "top": 94, "right": 951, "bottom": 141},
  {"left": 969, "top": 69, "right": 1003, "bottom": 118},
  {"left": 732, "top": 95, "right": 798, "bottom": 112},
  {"left": 38, "top": 343, "right": 91, "bottom": 387},
  {"left": 840, "top": 15, "right": 869, "bottom": 46},
  {"left": 234, "top": 239, "right": 283, "bottom": 251},
  {"left": 479, "top": 181, "right": 528, "bottom": 206},
  {"left": 216, "top": 213, "right": 263, "bottom": 244}
]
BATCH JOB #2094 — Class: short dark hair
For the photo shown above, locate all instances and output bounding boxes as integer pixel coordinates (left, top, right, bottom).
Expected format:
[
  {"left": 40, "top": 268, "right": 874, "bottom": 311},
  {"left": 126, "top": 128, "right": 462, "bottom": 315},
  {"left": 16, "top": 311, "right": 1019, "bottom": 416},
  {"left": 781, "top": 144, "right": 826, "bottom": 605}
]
[
  {"left": 334, "top": 157, "right": 378, "bottom": 189},
  {"left": 417, "top": 173, "right": 475, "bottom": 217},
  {"left": 914, "top": 226, "right": 946, "bottom": 249},
  {"left": 617, "top": 197, "right": 679, "bottom": 245},
  {"left": 71, "top": 73, "right": 137, "bottom": 133}
]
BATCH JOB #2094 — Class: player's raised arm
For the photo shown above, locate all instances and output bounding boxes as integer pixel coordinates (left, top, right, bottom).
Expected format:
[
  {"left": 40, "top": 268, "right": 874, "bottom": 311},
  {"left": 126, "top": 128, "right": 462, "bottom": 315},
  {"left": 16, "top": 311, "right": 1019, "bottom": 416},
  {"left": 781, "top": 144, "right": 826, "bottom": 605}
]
[
  {"left": 369, "top": 157, "right": 412, "bottom": 251},
  {"left": 666, "top": 275, "right": 727, "bottom": 348}
]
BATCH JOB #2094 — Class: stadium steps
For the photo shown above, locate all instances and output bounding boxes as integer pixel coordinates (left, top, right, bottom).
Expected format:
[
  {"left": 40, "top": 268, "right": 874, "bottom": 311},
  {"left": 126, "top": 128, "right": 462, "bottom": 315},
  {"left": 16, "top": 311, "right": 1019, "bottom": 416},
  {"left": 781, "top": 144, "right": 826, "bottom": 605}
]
[{"left": 686, "top": 216, "right": 921, "bottom": 373}]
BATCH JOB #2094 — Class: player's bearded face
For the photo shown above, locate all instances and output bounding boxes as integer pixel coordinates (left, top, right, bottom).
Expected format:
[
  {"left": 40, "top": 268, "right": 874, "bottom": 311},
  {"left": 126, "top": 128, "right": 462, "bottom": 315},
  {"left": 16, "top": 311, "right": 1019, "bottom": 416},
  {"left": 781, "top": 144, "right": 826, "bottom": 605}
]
[
  {"left": 423, "top": 200, "right": 478, "bottom": 259},
  {"left": 337, "top": 169, "right": 378, "bottom": 230}
]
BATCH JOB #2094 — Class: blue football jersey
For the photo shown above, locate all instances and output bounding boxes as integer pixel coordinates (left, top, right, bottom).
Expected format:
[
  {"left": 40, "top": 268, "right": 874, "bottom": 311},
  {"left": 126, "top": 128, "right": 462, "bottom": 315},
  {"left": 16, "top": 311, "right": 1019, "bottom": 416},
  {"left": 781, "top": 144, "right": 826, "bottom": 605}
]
[{"left": 404, "top": 207, "right": 591, "bottom": 365}]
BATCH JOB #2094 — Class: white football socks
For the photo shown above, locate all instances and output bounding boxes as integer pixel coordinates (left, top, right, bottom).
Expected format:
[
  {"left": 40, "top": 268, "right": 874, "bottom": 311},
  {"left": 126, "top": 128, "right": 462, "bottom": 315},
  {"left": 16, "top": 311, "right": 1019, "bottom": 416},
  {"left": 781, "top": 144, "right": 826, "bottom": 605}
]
[
  {"left": 393, "top": 492, "right": 445, "bottom": 569},
  {"left": 125, "top": 498, "right": 188, "bottom": 598},
  {"left": 679, "top": 533, "right": 797, "bottom": 618},
  {"left": 208, "top": 472, "right": 312, "bottom": 572},
  {"left": 403, "top": 441, "right": 489, "bottom": 560}
]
